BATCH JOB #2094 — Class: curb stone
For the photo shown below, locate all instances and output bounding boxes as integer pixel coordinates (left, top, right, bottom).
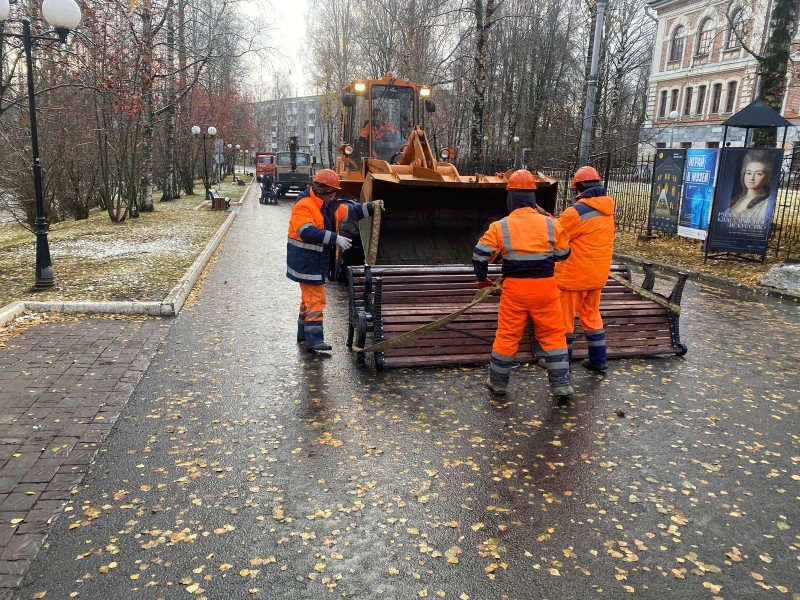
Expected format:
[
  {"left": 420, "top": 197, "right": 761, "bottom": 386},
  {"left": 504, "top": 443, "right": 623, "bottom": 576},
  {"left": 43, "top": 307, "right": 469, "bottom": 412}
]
[
  {"left": 0, "top": 193, "right": 245, "bottom": 329},
  {"left": 615, "top": 252, "right": 800, "bottom": 304}
]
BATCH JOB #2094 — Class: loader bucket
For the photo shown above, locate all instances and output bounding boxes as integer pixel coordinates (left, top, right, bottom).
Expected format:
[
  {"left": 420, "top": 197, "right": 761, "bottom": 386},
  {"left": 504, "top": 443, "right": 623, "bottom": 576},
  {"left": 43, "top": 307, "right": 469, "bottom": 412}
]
[{"left": 358, "top": 173, "right": 509, "bottom": 265}]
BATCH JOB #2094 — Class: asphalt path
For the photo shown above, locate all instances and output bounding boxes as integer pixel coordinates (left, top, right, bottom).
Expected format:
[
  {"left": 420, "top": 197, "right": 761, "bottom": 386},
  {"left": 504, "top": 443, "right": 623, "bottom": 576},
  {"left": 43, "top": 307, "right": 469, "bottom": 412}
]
[{"left": 18, "top": 186, "right": 800, "bottom": 599}]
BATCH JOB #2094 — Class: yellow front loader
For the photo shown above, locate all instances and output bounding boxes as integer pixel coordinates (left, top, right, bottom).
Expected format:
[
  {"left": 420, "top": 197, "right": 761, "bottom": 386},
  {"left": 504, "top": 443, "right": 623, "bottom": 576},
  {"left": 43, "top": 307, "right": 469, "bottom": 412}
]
[{"left": 333, "top": 72, "right": 557, "bottom": 266}]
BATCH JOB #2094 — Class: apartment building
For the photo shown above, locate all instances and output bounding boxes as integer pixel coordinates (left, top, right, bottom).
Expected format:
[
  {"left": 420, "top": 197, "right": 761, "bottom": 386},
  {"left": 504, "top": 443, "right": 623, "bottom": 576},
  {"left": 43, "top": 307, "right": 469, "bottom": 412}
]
[
  {"left": 639, "top": 0, "right": 800, "bottom": 154},
  {"left": 251, "top": 96, "right": 324, "bottom": 159}
]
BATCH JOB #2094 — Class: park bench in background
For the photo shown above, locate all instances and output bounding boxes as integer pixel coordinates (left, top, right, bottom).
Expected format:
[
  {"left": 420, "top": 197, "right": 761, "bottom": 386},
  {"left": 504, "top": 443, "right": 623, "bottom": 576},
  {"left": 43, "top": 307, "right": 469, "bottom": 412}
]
[
  {"left": 207, "top": 188, "right": 230, "bottom": 211},
  {"left": 347, "top": 263, "right": 689, "bottom": 370}
]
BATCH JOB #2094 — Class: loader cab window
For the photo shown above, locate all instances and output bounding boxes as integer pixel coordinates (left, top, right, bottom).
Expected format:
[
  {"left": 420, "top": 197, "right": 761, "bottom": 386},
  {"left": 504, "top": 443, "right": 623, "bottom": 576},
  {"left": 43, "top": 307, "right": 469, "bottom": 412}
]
[{"left": 359, "top": 85, "right": 414, "bottom": 162}]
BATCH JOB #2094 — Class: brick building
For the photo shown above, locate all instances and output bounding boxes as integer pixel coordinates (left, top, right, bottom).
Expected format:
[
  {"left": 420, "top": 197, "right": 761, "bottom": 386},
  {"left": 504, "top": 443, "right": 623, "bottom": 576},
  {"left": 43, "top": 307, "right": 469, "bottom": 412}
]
[{"left": 639, "top": 0, "right": 800, "bottom": 154}]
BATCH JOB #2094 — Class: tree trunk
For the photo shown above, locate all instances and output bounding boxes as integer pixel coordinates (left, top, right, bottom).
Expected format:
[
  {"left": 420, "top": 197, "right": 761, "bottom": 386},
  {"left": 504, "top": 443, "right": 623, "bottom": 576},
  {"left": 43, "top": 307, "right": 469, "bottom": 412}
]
[
  {"left": 470, "top": 0, "right": 495, "bottom": 172},
  {"left": 161, "top": 0, "right": 178, "bottom": 201},
  {"left": 139, "top": 3, "right": 155, "bottom": 213}
]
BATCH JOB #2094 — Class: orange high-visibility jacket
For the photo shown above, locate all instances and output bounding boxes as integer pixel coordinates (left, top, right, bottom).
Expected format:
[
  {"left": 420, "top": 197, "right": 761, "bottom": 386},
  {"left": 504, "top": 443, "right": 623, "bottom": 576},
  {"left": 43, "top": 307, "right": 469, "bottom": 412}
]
[
  {"left": 473, "top": 207, "right": 571, "bottom": 280},
  {"left": 286, "top": 190, "right": 372, "bottom": 284},
  {"left": 555, "top": 188, "right": 615, "bottom": 290}
]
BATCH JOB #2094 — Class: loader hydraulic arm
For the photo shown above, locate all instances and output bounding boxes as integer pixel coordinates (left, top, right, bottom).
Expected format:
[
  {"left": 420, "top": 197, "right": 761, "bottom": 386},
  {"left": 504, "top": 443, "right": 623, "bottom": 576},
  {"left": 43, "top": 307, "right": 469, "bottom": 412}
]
[{"left": 396, "top": 126, "right": 437, "bottom": 170}]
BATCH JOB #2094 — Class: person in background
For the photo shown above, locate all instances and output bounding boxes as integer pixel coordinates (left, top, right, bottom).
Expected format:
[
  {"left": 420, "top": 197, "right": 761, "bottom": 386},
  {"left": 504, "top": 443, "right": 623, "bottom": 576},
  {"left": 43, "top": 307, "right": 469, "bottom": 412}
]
[
  {"left": 472, "top": 169, "right": 573, "bottom": 401},
  {"left": 555, "top": 165, "right": 615, "bottom": 372},
  {"left": 286, "top": 169, "right": 383, "bottom": 352},
  {"left": 360, "top": 109, "right": 396, "bottom": 140}
]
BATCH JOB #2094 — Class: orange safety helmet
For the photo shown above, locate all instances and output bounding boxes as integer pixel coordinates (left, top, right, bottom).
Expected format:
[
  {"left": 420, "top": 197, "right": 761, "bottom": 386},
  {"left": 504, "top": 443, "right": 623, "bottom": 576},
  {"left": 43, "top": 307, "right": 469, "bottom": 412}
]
[
  {"left": 506, "top": 169, "right": 537, "bottom": 190},
  {"left": 313, "top": 169, "right": 342, "bottom": 190},
  {"left": 571, "top": 166, "right": 601, "bottom": 189}
]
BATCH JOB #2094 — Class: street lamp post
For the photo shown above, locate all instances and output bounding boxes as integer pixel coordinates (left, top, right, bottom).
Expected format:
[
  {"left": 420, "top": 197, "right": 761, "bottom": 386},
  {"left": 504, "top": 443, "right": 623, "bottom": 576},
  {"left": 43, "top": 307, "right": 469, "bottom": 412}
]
[
  {"left": 192, "top": 125, "right": 217, "bottom": 200},
  {"left": 235, "top": 144, "right": 241, "bottom": 174},
  {"left": 226, "top": 143, "right": 233, "bottom": 176},
  {"left": 0, "top": 0, "right": 82, "bottom": 291},
  {"left": 669, "top": 110, "right": 679, "bottom": 147},
  {"left": 483, "top": 135, "right": 489, "bottom": 172},
  {"left": 512, "top": 135, "right": 520, "bottom": 169}
]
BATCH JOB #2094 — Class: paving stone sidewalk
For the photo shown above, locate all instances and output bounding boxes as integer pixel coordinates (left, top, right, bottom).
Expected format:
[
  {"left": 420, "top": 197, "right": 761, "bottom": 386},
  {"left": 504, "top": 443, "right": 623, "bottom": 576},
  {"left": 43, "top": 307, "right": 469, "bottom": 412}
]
[{"left": 0, "top": 318, "right": 169, "bottom": 593}]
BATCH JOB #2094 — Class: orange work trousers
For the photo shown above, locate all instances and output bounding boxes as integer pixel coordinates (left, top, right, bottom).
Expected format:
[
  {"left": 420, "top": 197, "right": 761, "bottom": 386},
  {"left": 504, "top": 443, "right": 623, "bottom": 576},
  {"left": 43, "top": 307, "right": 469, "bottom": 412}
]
[
  {"left": 299, "top": 282, "right": 326, "bottom": 324},
  {"left": 559, "top": 288, "right": 603, "bottom": 335},
  {"left": 493, "top": 277, "right": 566, "bottom": 356}
]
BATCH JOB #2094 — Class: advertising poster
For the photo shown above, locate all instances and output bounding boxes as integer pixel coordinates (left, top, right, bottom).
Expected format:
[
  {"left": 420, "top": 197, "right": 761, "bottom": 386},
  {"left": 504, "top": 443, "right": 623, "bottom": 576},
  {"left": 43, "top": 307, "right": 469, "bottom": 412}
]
[
  {"left": 678, "top": 149, "right": 719, "bottom": 240},
  {"left": 707, "top": 148, "right": 783, "bottom": 255},
  {"left": 649, "top": 149, "right": 686, "bottom": 234}
]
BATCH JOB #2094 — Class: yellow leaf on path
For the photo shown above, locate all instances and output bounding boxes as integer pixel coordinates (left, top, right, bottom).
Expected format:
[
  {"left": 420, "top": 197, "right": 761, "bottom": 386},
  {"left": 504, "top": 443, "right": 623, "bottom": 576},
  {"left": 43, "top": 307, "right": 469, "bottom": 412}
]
[
  {"left": 33, "top": 593, "right": 47, "bottom": 599},
  {"left": 219, "top": 563, "right": 233, "bottom": 571},
  {"left": 445, "top": 546, "right": 462, "bottom": 564},
  {"left": 703, "top": 581, "right": 722, "bottom": 594},
  {"left": 471, "top": 523, "right": 484, "bottom": 532},
  {"left": 388, "top": 567, "right": 400, "bottom": 575},
  {"left": 548, "top": 568, "right": 560, "bottom": 576}
]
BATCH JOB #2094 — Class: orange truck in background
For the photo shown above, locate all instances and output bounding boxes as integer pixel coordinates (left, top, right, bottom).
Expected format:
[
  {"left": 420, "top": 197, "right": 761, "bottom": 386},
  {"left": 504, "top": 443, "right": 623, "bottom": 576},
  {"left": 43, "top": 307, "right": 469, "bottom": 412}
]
[{"left": 255, "top": 152, "right": 276, "bottom": 182}]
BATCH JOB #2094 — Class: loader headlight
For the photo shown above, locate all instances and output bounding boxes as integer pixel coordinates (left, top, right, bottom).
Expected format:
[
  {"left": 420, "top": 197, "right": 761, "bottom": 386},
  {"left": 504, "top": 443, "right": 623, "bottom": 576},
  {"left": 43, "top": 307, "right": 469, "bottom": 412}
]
[
  {"left": 419, "top": 87, "right": 431, "bottom": 97},
  {"left": 439, "top": 148, "right": 451, "bottom": 160},
  {"left": 339, "top": 143, "right": 354, "bottom": 156},
  {"left": 354, "top": 82, "right": 366, "bottom": 93}
]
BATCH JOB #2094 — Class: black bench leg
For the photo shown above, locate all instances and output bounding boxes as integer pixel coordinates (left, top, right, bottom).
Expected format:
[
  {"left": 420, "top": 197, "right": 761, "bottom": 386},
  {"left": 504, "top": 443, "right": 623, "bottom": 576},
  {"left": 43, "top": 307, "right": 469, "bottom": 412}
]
[{"left": 356, "top": 312, "right": 367, "bottom": 365}]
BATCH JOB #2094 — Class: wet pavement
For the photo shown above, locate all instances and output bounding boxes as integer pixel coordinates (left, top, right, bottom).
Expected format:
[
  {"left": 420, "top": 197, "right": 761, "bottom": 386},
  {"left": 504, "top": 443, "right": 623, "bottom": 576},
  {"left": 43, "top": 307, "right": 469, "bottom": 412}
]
[{"left": 2, "top": 185, "right": 799, "bottom": 599}]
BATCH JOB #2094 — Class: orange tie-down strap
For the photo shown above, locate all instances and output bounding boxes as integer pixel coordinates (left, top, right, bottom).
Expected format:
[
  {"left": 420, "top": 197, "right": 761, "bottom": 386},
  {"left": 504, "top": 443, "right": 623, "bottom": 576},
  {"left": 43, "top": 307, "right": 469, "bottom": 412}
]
[
  {"left": 608, "top": 272, "right": 681, "bottom": 315},
  {"left": 353, "top": 277, "right": 504, "bottom": 354}
]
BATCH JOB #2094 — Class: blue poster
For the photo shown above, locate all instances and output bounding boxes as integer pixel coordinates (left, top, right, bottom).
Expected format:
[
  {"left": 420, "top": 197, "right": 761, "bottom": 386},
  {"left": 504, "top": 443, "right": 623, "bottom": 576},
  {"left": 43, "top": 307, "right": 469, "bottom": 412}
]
[
  {"left": 678, "top": 149, "right": 719, "bottom": 240},
  {"left": 650, "top": 150, "right": 685, "bottom": 234},
  {"left": 707, "top": 148, "right": 783, "bottom": 255}
]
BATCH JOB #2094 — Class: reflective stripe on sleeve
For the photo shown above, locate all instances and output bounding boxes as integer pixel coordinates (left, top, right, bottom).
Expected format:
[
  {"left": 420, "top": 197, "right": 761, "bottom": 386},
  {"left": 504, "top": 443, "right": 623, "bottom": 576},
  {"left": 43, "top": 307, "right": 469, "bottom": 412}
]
[
  {"left": 500, "top": 219, "right": 513, "bottom": 252},
  {"left": 288, "top": 238, "right": 323, "bottom": 252}
]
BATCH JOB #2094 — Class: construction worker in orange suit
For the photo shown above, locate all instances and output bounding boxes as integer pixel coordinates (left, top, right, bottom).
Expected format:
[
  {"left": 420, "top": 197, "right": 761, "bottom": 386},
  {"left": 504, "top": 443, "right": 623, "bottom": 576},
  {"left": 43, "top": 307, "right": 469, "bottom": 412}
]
[
  {"left": 555, "top": 165, "right": 615, "bottom": 371},
  {"left": 472, "top": 169, "right": 573, "bottom": 399},
  {"left": 287, "top": 169, "right": 384, "bottom": 352}
]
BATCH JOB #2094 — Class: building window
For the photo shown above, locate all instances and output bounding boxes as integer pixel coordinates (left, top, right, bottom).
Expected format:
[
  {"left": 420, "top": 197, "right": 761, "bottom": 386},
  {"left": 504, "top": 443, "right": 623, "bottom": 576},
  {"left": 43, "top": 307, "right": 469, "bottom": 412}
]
[
  {"left": 706, "top": 142, "right": 720, "bottom": 148},
  {"left": 670, "top": 89, "right": 680, "bottom": 113},
  {"left": 725, "top": 9, "right": 744, "bottom": 50},
  {"left": 684, "top": 87, "right": 694, "bottom": 115},
  {"left": 656, "top": 142, "right": 666, "bottom": 149},
  {"left": 710, "top": 83, "right": 723, "bottom": 113},
  {"left": 669, "top": 25, "right": 685, "bottom": 62},
  {"left": 680, "top": 142, "right": 692, "bottom": 149},
  {"left": 696, "top": 18, "right": 714, "bottom": 56},
  {"left": 725, "top": 81, "right": 738, "bottom": 112},
  {"left": 696, "top": 85, "right": 707, "bottom": 115},
  {"left": 659, "top": 90, "right": 668, "bottom": 118}
]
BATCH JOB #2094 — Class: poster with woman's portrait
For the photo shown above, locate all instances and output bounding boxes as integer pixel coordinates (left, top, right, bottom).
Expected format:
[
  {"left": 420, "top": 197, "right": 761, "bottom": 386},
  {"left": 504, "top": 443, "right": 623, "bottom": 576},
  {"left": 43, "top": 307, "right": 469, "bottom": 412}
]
[{"left": 707, "top": 147, "right": 783, "bottom": 255}]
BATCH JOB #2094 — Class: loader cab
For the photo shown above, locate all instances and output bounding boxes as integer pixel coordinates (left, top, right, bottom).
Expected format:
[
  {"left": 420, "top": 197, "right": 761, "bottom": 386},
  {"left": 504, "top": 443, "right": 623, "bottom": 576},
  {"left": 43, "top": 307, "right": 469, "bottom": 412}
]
[{"left": 341, "top": 73, "right": 428, "bottom": 165}]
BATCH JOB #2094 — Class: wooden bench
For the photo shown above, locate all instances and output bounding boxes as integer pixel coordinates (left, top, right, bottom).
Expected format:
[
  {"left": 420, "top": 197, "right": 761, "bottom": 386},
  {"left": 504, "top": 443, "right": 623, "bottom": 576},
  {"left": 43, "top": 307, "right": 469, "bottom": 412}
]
[
  {"left": 207, "top": 188, "right": 230, "bottom": 211},
  {"left": 348, "top": 263, "right": 688, "bottom": 370},
  {"left": 346, "top": 264, "right": 503, "bottom": 365}
]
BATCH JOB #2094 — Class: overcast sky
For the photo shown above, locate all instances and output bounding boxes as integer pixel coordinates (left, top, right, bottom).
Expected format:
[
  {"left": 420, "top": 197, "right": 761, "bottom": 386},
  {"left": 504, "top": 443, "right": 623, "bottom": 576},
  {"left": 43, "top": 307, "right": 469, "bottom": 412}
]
[{"left": 243, "top": 0, "right": 311, "bottom": 99}]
